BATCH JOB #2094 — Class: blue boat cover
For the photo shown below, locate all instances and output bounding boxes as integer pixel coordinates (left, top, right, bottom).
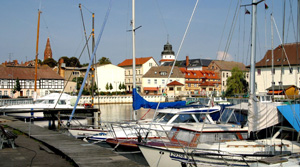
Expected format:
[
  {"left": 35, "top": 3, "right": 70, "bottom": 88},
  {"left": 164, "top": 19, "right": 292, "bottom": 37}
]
[
  {"left": 132, "top": 88, "right": 186, "bottom": 110},
  {"left": 277, "top": 104, "right": 300, "bottom": 132}
]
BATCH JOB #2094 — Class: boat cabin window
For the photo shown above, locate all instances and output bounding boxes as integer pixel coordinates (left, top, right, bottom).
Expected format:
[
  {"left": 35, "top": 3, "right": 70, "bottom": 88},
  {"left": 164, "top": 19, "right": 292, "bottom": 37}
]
[
  {"left": 219, "top": 108, "right": 247, "bottom": 124},
  {"left": 168, "top": 128, "right": 195, "bottom": 143},
  {"left": 48, "top": 100, "right": 55, "bottom": 104},
  {"left": 58, "top": 100, "right": 66, "bottom": 105},
  {"left": 154, "top": 113, "right": 175, "bottom": 123},
  {"left": 198, "top": 132, "right": 247, "bottom": 143},
  {"left": 34, "top": 100, "right": 44, "bottom": 104},
  {"left": 173, "top": 114, "right": 196, "bottom": 123}
]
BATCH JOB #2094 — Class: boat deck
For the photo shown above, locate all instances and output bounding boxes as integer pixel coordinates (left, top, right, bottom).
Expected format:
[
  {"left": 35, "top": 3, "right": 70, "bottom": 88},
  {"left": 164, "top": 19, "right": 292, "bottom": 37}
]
[{"left": 0, "top": 116, "right": 143, "bottom": 167}]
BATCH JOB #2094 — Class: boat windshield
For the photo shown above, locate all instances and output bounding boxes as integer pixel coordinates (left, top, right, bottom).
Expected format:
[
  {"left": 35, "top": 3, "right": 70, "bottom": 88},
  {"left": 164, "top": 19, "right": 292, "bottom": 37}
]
[
  {"left": 58, "top": 100, "right": 66, "bottom": 105},
  {"left": 154, "top": 113, "right": 175, "bottom": 123},
  {"left": 219, "top": 108, "right": 247, "bottom": 124},
  {"left": 172, "top": 114, "right": 197, "bottom": 123}
]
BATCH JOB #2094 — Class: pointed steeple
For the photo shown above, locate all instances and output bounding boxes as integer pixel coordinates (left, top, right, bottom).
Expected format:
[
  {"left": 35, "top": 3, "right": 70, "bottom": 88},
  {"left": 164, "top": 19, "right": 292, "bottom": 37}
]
[{"left": 44, "top": 37, "right": 52, "bottom": 60}]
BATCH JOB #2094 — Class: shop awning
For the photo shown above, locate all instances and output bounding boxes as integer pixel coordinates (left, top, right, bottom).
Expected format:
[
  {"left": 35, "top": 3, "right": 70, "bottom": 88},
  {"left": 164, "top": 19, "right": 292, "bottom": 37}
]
[
  {"left": 143, "top": 87, "right": 159, "bottom": 91},
  {"left": 267, "top": 90, "right": 283, "bottom": 94}
]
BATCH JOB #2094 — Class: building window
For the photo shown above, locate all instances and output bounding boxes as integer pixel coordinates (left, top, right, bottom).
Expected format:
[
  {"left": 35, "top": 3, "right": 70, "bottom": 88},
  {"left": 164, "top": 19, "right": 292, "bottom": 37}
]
[
  {"left": 4, "top": 91, "right": 8, "bottom": 95},
  {"left": 177, "top": 87, "right": 181, "bottom": 91},
  {"left": 194, "top": 84, "right": 197, "bottom": 87},
  {"left": 72, "top": 71, "right": 79, "bottom": 76},
  {"left": 154, "top": 79, "right": 157, "bottom": 84},
  {"left": 223, "top": 81, "right": 225, "bottom": 86},
  {"left": 169, "top": 87, "right": 174, "bottom": 91},
  {"left": 282, "top": 68, "right": 285, "bottom": 74},
  {"left": 0, "top": 91, "right": 2, "bottom": 95},
  {"left": 188, "top": 84, "right": 191, "bottom": 87},
  {"left": 148, "top": 79, "right": 150, "bottom": 84},
  {"left": 26, "top": 90, "right": 30, "bottom": 96},
  {"left": 149, "top": 63, "right": 152, "bottom": 67},
  {"left": 257, "top": 69, "right": 261, "bottom": 75},
  {"left": 272, "top": 68, "right": 275, "bottom": 74},
  {"left": 160, "top": 71, "right": 167, "bottom": 76},
  {"left": 162, "top": 79, "right": 165, "bottom": 85},
  {"left": 226, "top": 73, "right": 228, "bottom": 77},
  {"left": 223, "top": 73, "right": 225, "bottom": 77}
]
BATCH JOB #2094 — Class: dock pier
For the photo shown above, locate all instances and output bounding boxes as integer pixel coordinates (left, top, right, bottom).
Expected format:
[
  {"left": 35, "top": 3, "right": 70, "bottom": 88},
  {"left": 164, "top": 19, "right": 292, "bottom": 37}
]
[{"left": 0, "top": 116, "right": 143, "bottom": 167}]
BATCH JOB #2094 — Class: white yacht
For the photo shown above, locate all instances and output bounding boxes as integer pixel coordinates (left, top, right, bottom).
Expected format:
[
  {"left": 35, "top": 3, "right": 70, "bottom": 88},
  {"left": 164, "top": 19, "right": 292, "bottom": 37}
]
[{"left": 0, "top": 93, "right": 84, "bottom": 119}]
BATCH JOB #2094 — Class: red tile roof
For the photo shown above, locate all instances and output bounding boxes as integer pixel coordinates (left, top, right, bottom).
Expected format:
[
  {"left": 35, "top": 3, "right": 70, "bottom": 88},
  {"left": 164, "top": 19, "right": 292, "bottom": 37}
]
[
  {"left": 179, "top": 68, "right": 219, "bottom": 80},
  {"left": 118, "top": 57, "right": 153, "bottom": 67},
  {"left": 167, "top": 80, "right": 184, "bottom": 86},
  {"left": 0, "top": 65, "right": 64, "bottom": 80}
]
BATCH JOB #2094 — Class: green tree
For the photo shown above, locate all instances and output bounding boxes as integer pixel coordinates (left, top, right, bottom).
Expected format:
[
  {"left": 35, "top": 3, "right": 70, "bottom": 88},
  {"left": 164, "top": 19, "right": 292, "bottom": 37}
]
[
  {"left": 59, "top": 56, "right": 70, "bottom": 66},
  {"left": 122, "top": 82, "right": 126, "bottom": 90},
  {"left": 42, "top": 58, "right": 57, "bottom": 68},
  {"left": 13, "top": 78, "right": 21, "bottom": 93},
  {"left": 69, "top": 57, "right": 81, "bottom": 67},
  {"left": 109, "top": 83, "right": 113, "bottom": 91},
  {"left": 72, "top": 77, "right": 84, "bottom": 91},
  {"left": 119, "top": 83, "right": 122, "bottom": 91},
  {"left": 98, "top": 57, "right": 111, "bottom": 65},
  {"left": 225, "top": 67, "right": 248, "bottom": 97},
  {"left": 105, "top": 83, "right": 109, "bottom": 91}
]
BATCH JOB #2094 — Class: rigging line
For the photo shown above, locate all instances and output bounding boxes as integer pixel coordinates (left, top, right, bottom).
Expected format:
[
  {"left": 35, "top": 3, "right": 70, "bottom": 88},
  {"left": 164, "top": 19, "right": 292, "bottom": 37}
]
[
  {"left": 79, "top": 4, "right": 92, "bottom": 60},
  {"left": 81, "top": 4, "right": 93, "bottom": 14},
  {"left": 54, "top": 34, "right": 92, "bottom": 109},
  {"left": 68, "top": 0, "right": 113, "bottom": 125},
  {"left": 222, "top": 0, "right": 241, "bottom": 61},
  {"left": 154, "top": 0, "right": 169, "bottom": 36},
  {"left": 145, "top": 0, "right": 200, "bottom": 140},
  {"left": 215, "top": 0, "right": 233, "bottom": 60},
  {"left": 287, "top": 0, "right": 297, "bottom": 42},
  {"left": 272, "top": 17, "right": 292, "bottom": 71}
]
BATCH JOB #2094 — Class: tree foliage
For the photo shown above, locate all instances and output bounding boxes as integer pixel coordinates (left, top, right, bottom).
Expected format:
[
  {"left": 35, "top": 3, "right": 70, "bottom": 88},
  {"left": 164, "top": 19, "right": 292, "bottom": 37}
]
[
  {"left": 13, "top": 78, "right": 21, "bottom": 93},
  {"left": 42, "top": 58, "right": 57, "bottom": 68},
  {"left": 98, "top": 57, "right": 111, "bottom": 65},
  {"left": 109, "top": 83, "right": 113, "bottom": 90},
  {"left": 225, "top": 67, "right": 248, "bottom": 97},
  {"left": 69, "top": 57, "right": 81, "bottom": 67}
]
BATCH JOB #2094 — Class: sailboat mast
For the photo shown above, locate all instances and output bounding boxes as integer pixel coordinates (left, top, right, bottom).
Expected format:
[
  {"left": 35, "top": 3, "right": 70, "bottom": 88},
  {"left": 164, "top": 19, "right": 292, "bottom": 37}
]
[
  {"left": 91, "top": 12, "right": 95, "bottom": 106},
  {"left": 250, "top": 0, "right": 257, "bottom": 96},
  {"left": 34, "top": 10, "right": 41, "bottom": 98},
  {"left": 132, "top": 0, "right": 136, "bottom": 90},
  {"left": 271, "top": 14, "right": 274, "bottom": 99}
]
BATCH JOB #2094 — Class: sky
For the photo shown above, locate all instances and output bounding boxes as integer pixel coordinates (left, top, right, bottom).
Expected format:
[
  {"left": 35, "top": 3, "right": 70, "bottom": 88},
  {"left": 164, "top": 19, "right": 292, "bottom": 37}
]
[{"left": 0, "top": 0, "right": 298, "bottom": 66}]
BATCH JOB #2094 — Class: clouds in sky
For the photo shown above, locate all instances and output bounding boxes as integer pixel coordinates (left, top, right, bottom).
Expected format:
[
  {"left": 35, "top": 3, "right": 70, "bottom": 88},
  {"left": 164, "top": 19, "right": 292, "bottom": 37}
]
[{"left": 216, "top": 51, "right": 233, "bottom": 61}]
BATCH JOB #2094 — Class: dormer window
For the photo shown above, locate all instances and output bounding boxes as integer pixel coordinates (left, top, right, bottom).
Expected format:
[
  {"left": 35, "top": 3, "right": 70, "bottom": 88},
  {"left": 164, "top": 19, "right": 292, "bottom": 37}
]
[
  {"left": 266, "top": 59, "right": 270, "bottom": 62},
  {"left": 277, "top": 58, "right": 280, "bottom": 62},
  {"left": 160, "top": 71, "right": 167, "bottom": 76},
  {"left": 154, "top": 71, "right": 157, "bottom": 74}
]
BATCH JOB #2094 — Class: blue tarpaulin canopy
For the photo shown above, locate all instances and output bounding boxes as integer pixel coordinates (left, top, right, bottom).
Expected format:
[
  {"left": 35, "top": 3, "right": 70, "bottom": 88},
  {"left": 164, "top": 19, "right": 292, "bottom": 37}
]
[
  {"left": 277, "top": 104, "right": 300, "bottom": 132},
  {"left": 132, "top": 88, "right": 186, "bottom": 110}
]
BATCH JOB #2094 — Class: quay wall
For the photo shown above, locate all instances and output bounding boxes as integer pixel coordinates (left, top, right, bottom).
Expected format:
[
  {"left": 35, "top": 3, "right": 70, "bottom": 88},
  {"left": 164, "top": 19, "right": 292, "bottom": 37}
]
[{"left": 78, "top": 95, "right": 168, "bottom": 104}]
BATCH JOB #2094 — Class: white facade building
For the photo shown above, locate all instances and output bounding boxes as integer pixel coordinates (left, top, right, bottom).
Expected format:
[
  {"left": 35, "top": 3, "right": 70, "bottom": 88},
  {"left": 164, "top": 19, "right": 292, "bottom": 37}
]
[
  {"left": 255, "top": 43, "right": 300, "bottom": 94},
  {"left": 118, "top": 57, "right": 158, "bottom": 92},
  {"left": 95, "top": 64, "right": 125, "bottom": 92}
]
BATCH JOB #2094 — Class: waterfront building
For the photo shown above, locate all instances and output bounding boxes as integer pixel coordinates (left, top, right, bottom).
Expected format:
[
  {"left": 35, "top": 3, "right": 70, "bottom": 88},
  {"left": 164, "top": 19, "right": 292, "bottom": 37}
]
[
  {"left": 159, "top": 41, "right": 175, "bottom": 66},
  {"left": 180, "top": 68, "right": 220, "bottom": 96},
  {"left": 118, "top": 57, "right": 158, "bottom": 92},
  {"left": 255, "top": 43, "right": 300, "bottom": 97},
  {"left": 162, "top": 56, "right": 213, "bottom": 71},
  {"left": 0, "top": 65, "right": 64, "bottom": 98},
  {"left": 94, "top": 64, "right": 125, "bottom": 93},
  {"left": 207, "top": 60, "right": 249, "bottom": 94},
  {"left": 142, "top": 66, "right": 185, "bottom": 95}
]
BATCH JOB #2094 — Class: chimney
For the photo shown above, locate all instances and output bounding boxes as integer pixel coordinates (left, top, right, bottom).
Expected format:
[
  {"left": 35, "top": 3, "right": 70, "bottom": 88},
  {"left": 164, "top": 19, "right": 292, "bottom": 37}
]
[
  {"left": 13, "top": 60, "right": 18, "bottom": 65},
  {"left": 186, "top": 56, "right": 189, "bottom": 69}
]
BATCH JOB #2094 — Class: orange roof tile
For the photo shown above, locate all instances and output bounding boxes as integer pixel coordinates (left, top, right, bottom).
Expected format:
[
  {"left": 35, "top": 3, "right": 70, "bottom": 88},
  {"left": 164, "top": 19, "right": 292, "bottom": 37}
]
[
  {"left": 167, "top": 80, "right": 184, "bottom": 86},
  {"left": 118, "top": 57, "right": 153, "bottom": 67}
]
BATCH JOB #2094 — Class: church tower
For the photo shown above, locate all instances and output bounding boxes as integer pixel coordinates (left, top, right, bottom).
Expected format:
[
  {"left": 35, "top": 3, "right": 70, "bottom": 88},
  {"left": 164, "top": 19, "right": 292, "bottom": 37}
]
[
  {"left": 159, "top": 40, "right": 175, "bottom": 66},
  {"left": 44, "top": 37, "right": 52, "bottom": 60}
]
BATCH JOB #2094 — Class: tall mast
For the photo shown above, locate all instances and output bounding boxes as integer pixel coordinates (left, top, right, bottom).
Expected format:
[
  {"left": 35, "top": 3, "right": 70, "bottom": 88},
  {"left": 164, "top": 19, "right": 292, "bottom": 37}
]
[
  {"left": 34, "top": 10, "right": 41, "bottom": 99},
  {"left": 91, "top": 12, "right": 95, "bottom": 107},
  {"left": 250, "top": 0, "right": 257, "bottom": 96},
  {"left": 132, "top": 0, "right": 136, "bottom": 90},
  {"left": 271, "top": 14, "right": 274, "bottom": 99}
]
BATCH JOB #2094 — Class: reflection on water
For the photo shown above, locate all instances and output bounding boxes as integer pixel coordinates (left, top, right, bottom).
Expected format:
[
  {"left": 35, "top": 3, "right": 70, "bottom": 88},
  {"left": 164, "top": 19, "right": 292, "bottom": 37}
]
[
  {"left": 33, "top": 104, "right": 156, "bottom": 128},
  {"left": 95, "top": 104, "right": 155, "bottom": 122}
]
